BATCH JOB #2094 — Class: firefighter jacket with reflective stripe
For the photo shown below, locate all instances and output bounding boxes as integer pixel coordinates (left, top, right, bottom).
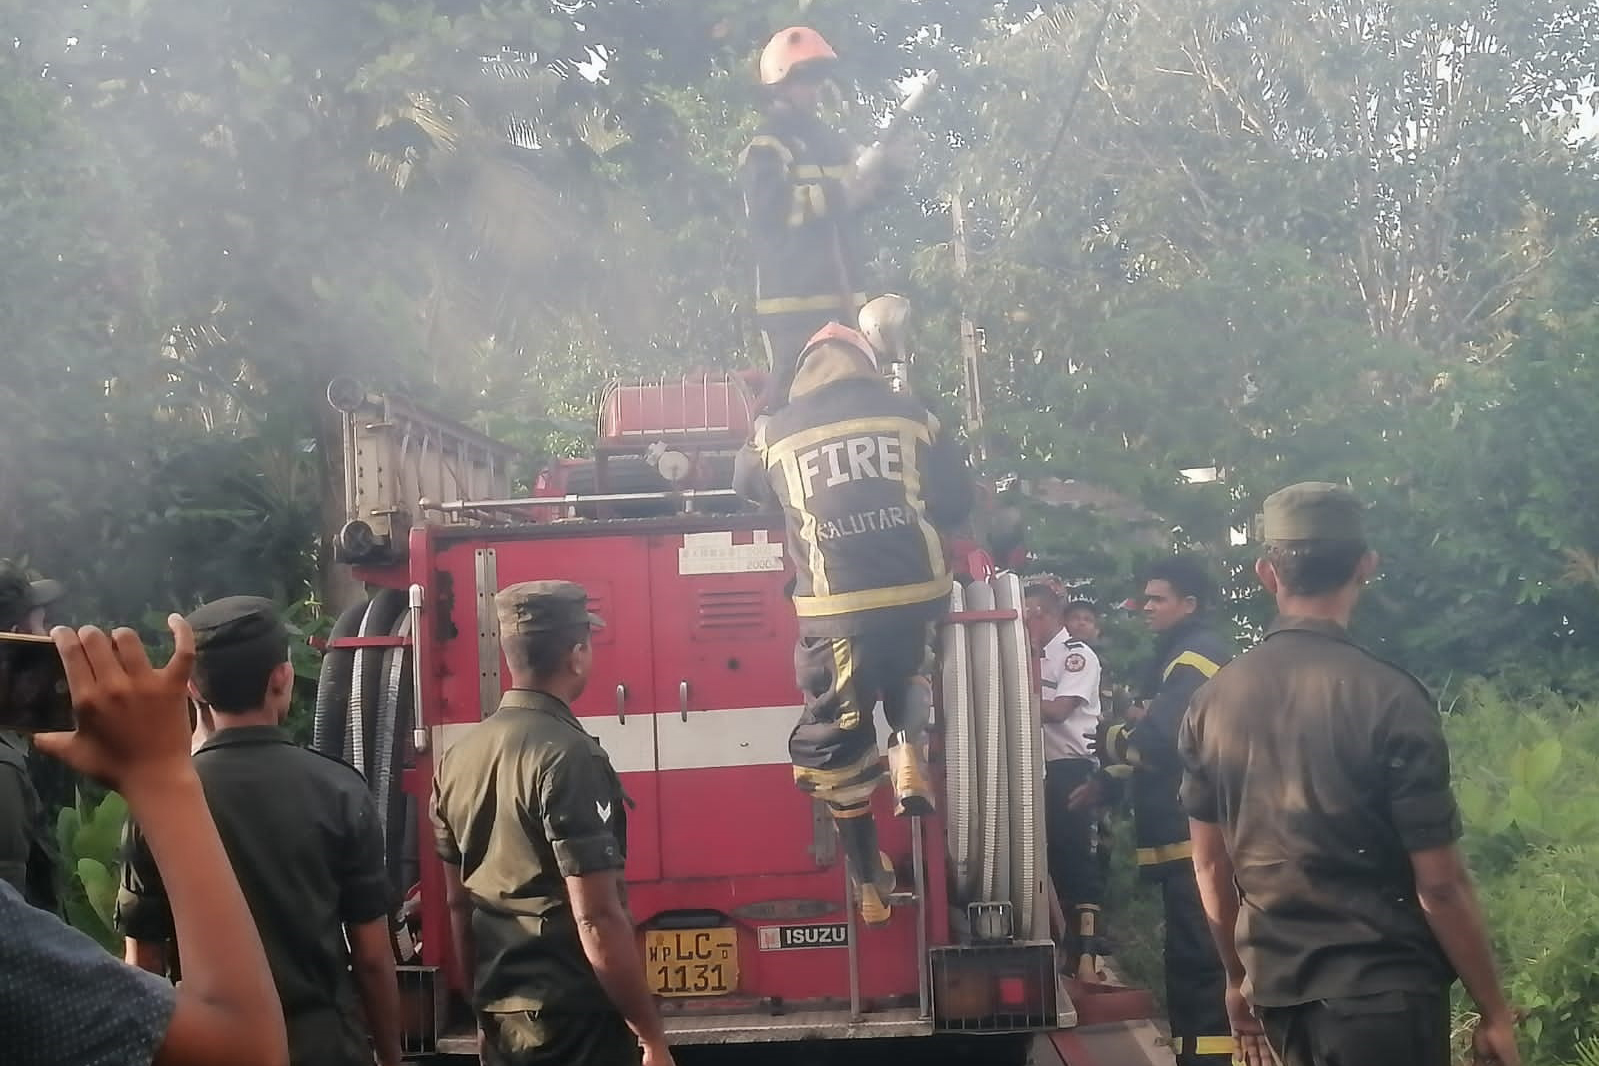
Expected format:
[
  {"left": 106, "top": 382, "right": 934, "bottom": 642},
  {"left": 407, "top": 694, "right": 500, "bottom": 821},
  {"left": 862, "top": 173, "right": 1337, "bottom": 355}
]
[
  {"left": 738, "top": 107, "right": 870, "bottom": 332},
  {"left": 732, "top": 345, "right": 974, "bottom": 638},
  {"left": 1102, "top": 617, "right": 1233, "bottom": 877}
]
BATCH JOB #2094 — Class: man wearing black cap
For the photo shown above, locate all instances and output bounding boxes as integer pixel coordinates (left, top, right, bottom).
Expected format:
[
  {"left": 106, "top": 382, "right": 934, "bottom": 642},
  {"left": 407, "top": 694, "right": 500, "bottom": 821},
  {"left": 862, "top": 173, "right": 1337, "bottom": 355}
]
[
  {"left": 431, "top": 581, "right": 673, "bottom": 1066},
  {"left": 1180, "top": 483, "right": 1520, "bottom": 1066},
  {"left": 116, "top": 596, "right": 403, "bottom": 1066},
  {"left": 0, "top": 559, "right": 65, "bottom": 911}
]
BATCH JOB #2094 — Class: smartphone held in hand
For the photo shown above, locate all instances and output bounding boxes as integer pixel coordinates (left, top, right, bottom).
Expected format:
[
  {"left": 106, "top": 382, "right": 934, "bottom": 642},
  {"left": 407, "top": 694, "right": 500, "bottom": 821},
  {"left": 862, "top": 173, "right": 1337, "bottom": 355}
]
[{"left": 0, "top": 631, "right": 74, "bottom": 733}]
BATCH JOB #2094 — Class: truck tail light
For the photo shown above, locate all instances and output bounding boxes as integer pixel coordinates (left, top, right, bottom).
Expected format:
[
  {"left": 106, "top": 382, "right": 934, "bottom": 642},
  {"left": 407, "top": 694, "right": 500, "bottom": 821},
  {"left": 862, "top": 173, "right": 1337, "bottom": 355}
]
[{"left": 930, "top": 941, "right": 1059, "bottom": 1032}]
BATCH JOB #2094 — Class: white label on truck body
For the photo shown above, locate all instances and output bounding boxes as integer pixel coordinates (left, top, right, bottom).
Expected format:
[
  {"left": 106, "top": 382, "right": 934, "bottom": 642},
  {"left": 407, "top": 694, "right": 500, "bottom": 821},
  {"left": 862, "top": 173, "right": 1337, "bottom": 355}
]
[
  {"left": 757, "top": 923, "right": 851, "bottom": 951},
  {"left": 678, "top": 531, "right": 784, "bottom": 575}
]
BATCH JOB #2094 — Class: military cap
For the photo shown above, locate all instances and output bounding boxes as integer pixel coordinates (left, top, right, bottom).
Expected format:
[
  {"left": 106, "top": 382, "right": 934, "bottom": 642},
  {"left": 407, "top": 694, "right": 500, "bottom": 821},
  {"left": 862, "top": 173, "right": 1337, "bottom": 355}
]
[
  {"left": 1261, "top": 482, "right": 1365, "bottom": 542},
  {"left": 0, "top": 559, "right": 63, "bottom": 630},
  {"left": 496, "top": 581, "right": 605, "bottom": 636},
  {"left": 184, "top": 595, "right": 290, "bottom": 659}
]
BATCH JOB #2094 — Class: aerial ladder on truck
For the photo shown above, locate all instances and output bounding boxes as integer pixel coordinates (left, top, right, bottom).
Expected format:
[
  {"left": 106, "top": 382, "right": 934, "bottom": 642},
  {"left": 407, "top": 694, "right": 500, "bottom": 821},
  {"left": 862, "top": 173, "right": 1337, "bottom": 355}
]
[{"left": 311, "top": 302, "right": 1167, "bottom": 1065}]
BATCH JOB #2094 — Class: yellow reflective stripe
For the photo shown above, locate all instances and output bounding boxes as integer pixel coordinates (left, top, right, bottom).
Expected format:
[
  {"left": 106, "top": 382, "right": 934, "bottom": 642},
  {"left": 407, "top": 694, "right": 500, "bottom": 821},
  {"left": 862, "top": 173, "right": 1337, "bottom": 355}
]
[
  {"left": 896, "top": 421, "right": 948, "bottom": 595},
  {"left": 1103, "top": 763, "right": 1134, "bottom": 780},
  {"left": 1182, "top": 1036, "right": 1234, "bottom": 1055},
  {"left": 786, "top": 183, "right": 832, "bottom": 226},
  {"left": 738, "top": 134, "right": 794, "bottom": 169},
  {"left": 1164, "top": 650, "right": 1223, "bottom": 681},
  {"left": 755, "top": 293, "right": 868, "bottom": 316},
  {"left": 765, "top": 416, "right": 933, "bottom": 469},
  {"left": 1135, "top": 841, "right": 1193, "bottom": 866},
  {"left": 787, "top": 185, "right": 808, "bottom": 226},
  {"left": 834, "top": 638, "right": 859, "bottom": 731},
  {"left": 793, "top": 746, "right": 882, "bottom": 791},
  {"left": 792, "top": 163, "right": 850, "bottom": 179},
  {"left": 1107, "top": 722, "right": 1143, "bottom": 767},
  {"left": 773, "top": 448, "right": 829, "bottom": 598},
  {"left": 793, "top": 576, "right": 952, "bottom": 618}
]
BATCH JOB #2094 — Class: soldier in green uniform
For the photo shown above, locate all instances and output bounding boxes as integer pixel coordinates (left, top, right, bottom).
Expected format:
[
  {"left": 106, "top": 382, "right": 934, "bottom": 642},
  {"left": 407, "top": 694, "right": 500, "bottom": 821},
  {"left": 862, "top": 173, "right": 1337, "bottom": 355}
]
[
  {"left": 430, "top": 581, "right": 673, "bottom": 1066},
  {"left": 0, "top": 560, "right": 65, "bottom": 912},
  {"left": 1179, "top": 483, "right": 1521, "bottom": 1066},
  {"left": 117, "top": 596, "right": 403, "bottom": 1066}
]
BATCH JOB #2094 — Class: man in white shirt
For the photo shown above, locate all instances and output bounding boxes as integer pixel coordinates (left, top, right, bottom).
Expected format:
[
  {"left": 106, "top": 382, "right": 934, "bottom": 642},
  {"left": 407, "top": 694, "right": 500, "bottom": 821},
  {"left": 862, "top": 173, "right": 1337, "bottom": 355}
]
[{"left": 1026, "top": 583, "right": 1105, "bottom": 980}]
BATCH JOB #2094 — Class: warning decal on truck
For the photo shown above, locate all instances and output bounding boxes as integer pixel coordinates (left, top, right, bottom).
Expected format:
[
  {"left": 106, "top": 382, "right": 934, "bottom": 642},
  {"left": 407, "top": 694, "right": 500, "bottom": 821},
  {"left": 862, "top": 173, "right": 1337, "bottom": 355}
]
[
  {"left": 757, "top": 923, "right": 851, "bottom": 951},
  {"left": 678, "top": 531, "right": 784, "bottom": 575}
]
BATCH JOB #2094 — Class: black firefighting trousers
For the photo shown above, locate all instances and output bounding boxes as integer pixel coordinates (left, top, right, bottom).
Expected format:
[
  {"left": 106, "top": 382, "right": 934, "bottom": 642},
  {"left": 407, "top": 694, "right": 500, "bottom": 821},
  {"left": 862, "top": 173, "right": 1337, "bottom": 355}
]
[
  {"left": 1044, "top": 757, "right": 1104, "bottom": 966},
  {"left": 1159, "top": 864, "right": 1233, "bottom": 1066},
  {"left": 478, "top": 1008, "right": 640, "bottom": 1066},
  {"left": 788, "top": 622, "right": 936, "bottom": 817},
  {"left": 1260, "top": 989, "right": 1452, "bottom": 1066}
]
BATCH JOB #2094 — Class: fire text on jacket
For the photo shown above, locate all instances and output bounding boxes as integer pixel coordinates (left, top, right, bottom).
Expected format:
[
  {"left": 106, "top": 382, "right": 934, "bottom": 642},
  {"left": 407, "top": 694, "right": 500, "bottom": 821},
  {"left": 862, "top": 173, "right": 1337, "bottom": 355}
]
[{"left": 796, "top": 434, "right": 904, "bottom": 500}]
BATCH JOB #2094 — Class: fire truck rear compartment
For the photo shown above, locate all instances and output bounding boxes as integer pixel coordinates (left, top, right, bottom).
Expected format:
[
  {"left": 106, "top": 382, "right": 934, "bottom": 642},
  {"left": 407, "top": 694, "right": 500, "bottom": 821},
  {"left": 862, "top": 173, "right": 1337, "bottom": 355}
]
[{"left": 319, "top": 383, "right": 1162, "bottom": 1058}]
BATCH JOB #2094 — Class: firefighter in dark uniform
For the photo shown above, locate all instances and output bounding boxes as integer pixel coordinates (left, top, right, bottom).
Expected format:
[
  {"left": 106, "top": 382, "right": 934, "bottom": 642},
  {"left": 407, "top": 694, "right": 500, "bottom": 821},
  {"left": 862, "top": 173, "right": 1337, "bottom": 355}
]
[
  {"left": 117, "top": 596, "right": 403, "bottom": 1066},
  {"left": 1072, "top": 555, "right": 1233, "bottom": 1065},
  {"left": 0, "top": 560, "right": 64, "bottom": 912},
  {"left": 733, "top": 324, "right": 974, "bottom": 926},
  {"left": 1179, "top": 483, "right": 1521, "bottom": 1066},
  {"left": 431, "top": 581, "right": 674, "bottom": 1066},
  {"left": 740, "top": 26, "right": 904, "bottom": 414}
]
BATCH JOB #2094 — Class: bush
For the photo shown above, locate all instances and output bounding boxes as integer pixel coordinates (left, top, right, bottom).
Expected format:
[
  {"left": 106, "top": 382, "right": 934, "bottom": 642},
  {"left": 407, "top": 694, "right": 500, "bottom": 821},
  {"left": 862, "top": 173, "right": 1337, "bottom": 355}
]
[
  {"left": 55, "top": 789, "right": 128, "bottom": 953},
  {"left": 1443, "top": 678, "right": 1599, "bottom": 1064},
  {"left": 1102, "top": 675, "right": 1599, "bottom": 1066}
]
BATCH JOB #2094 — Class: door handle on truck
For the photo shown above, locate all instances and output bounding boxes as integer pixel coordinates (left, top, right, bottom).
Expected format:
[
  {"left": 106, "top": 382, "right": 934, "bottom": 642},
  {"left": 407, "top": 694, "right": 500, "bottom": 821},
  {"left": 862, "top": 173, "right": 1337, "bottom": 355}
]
[
  {"left": 616, "top": 684, "right": 626, "bottom": 725},
  {"left": 679, "top": 680, "right": 690, "bottom": 722}
]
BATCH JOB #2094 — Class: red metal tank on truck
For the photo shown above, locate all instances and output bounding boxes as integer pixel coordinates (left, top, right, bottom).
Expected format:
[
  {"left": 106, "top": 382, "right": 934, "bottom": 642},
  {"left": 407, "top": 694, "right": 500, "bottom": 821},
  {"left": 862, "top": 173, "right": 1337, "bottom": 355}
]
[{"left": 312, "top": 300, "right": 1159, "bottom": 1063}]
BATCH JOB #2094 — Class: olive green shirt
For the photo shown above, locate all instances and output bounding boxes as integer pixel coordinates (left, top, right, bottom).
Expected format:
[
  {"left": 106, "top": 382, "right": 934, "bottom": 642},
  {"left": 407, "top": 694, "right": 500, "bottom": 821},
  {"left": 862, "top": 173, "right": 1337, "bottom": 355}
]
[
  {"left": 0, "top": 733, "right": 37, "bottom": 900},
  {"left": 1178, "top": 617, "right": 1461, "bottom": 1007},
  {"left": 0, "top": 732, "right": 55, "bottom": 912},
  {"left": 117, "top": 725, "right": 389, "bottom": 1066},
  {"left": 430, "top": 689, "right": 629, "bottom": 1015}
]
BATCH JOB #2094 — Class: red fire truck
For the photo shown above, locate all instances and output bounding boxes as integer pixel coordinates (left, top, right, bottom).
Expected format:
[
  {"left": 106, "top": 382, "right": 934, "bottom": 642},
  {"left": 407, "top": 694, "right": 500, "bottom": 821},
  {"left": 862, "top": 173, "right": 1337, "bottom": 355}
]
[{"left": 313, "top": 350, "right": 1159, "bottom": 1062}]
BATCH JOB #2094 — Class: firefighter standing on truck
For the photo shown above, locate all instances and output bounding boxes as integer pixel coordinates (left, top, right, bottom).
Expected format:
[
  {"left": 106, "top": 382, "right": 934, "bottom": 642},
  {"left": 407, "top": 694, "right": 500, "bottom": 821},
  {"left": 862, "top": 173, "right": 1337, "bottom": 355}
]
[
  {"left": 1073, "top": 556, "right": 1234, "bottom": 1066},
  {"left": 740, "top": 26, "right": 907, "bottom": 414},
  {"left": 733, "top": 323, "right": 973, "bottom": 926}
]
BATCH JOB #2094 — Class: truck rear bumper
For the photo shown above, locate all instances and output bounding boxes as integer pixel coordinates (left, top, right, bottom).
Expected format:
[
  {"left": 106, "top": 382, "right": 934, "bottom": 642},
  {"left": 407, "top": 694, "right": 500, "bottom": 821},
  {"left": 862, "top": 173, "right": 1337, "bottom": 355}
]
[{"left": 433, "top": 973, "right": 1083, "bottom": 1054}]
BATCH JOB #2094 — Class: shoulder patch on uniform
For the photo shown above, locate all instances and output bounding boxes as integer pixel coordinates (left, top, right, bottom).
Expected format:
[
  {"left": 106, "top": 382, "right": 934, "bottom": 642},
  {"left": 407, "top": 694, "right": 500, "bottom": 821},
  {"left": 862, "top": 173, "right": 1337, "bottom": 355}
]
[{"left": 1065, "top": 652, "right": 1087, "bottom": 673}]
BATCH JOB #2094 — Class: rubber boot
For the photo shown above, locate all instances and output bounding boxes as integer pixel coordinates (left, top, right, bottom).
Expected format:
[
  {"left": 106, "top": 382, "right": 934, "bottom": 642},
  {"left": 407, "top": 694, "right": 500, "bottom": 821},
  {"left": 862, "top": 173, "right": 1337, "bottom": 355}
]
[
  {"left": 887, "top": 731, "right": 934, "bottom": 817},
  {"left": 836, "top": 815, "right": 896, "bottom": 926},
  {"left": 1076, "top": 905, "right": 1105, "bottom": 982}
]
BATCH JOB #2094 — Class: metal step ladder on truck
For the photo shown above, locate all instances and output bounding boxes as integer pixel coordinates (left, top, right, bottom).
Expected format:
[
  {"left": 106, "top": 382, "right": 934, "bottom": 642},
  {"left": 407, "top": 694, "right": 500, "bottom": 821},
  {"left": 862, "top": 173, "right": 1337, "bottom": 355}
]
[{"left": 313, "top": 321, "right": 1160, "bottom": 1063}]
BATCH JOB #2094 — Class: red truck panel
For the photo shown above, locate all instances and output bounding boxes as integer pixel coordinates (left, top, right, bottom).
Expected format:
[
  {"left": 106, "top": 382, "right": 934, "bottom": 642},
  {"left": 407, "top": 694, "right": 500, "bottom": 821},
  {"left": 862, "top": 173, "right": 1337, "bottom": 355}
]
[
  {"left": 407, "top": 517, "right": 950, "bottom": 1015},
  {"left": 599, "top": 374, "right": 757, "bottom": 446},
  {"left": 428, "top": 535, "right": 664, "bottom": 884}
]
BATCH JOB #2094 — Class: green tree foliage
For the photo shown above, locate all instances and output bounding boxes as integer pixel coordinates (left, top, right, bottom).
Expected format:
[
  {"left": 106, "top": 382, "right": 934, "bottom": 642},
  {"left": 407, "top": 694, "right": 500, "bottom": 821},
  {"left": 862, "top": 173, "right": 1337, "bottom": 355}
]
[
  {"left": 927, "top": 0, "right": 1599, "bottom": 677},
  {"left": 54, "top": 790, "right": 128, "bottom": 953},
  {"left": 2, "top": 1, "right": 1599, "bottom": 1055}
]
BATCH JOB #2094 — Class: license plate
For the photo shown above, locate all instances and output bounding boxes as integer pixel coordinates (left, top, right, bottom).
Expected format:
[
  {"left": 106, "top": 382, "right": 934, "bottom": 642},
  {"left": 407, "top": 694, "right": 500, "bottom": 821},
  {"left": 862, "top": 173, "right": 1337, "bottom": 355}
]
[{"left": 643, "top": 927, "right": 739, "bottom": 998}]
